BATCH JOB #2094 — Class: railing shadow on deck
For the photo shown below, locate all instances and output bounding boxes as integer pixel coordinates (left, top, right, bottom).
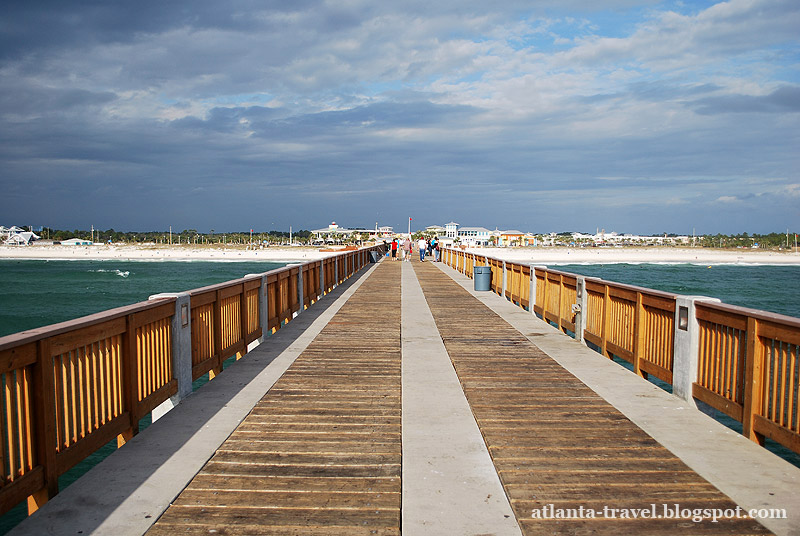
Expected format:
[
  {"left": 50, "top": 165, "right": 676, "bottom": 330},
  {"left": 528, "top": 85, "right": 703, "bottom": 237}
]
[{"left": 0, "top": 246, "right": 384, "bottom": 533}]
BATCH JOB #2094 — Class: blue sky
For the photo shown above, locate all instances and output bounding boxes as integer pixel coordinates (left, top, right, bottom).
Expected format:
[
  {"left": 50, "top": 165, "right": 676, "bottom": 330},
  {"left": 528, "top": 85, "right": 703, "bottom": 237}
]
[{"left": 1, "top": 0, "right": 798, "bottom": 235}]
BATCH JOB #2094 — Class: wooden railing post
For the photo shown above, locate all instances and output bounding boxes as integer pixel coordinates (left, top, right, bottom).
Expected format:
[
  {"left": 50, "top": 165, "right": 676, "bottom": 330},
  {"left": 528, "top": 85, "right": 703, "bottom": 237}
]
[
  {"left": 28, "top": 339, "right": 58, "bottom": 514},
  {"left": 250, "top": 274, "right": 269, "bottom": 343},
  {"left": 673, "top": 296, "right": 720, "bottom": 405},
  {"left": 148, "top": 293, "right": 192, "bottom": 422},
  {"left": 633, "top": 292, "right": 644, "bottom": 377},
  {"left": 334, "top": 257, "right": 339, "bottom": 286},
  {"left": 743, "top": 316, "right": 766, "bottom": 445},
  {"left": 557, "top": 274, "right": 564, "bottom": 332},
  {"left": 209, "top": 291, "right": 223, "bottom": 380},
  {"left": 541, "top": 268, "right": 549, "bottom": 319},
  {"left": 319, "top": 260, "right": 325, "bottom": 297},
  {"left": 601, "top": 284, "right": 610, "bottom": 358},
  {"left": 287, "top": 264, "right": 303, "bottom": 317},
  {"left": 502, "top": 260, "right": 507, "bottom": 300},
  {"left": 238, "top": 283, "right": 248, "bottom": 359},
  {"left": 119, "top": 315, "right": 140, "bottom": 446}
]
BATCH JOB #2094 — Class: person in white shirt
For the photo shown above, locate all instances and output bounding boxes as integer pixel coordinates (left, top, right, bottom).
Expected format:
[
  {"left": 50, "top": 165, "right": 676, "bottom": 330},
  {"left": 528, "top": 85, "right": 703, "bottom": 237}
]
[{"left": 417, "top": 237, "right": 427, "bottom": 261}]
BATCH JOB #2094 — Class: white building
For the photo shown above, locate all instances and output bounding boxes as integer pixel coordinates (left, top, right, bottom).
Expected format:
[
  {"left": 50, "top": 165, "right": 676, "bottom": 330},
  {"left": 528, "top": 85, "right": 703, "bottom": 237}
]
[
  {"left": 2, "top": 226, "right": 39, "bottom": 245},
  {"left": 365, "top": 225, "right": 394, "bottom": 241},
  {"left": 5, "top": 231, "right": 40, "bottom": 246},
  {"left": 570, "top": 231, "right": 691, "bottom": 246},
  {"left": 60, "top": 238, "right": 93, "bottom": 246},
  {"left": 425, "top": 225, "right": 446, "bottom": 236},
  {"left": 311, "top": 222, "right": 358, "bottom": 244},
  {"left": 457, "top": 226, "right": 492, "bottom": 247}
]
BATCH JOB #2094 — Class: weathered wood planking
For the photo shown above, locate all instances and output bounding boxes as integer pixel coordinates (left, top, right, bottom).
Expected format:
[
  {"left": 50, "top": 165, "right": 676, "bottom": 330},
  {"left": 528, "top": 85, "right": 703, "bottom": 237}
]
[
  {"left": 412, "top": 261, "right": 772, "bottom": 536},
  {"left": 147, "top": 261, "right": 401, "bottom": 536}
]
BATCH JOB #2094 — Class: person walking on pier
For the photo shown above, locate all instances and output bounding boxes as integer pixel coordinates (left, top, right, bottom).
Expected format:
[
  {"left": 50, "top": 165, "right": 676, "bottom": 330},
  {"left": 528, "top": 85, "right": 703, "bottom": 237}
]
[
  {"left": 433, "top": 236, "right": 440, "bottom": 262},
  {"left": 391, "top": 238, "right": 398, "bottom": 260},
  {"left": 403, "top": 237, "right": 412, "bottom": 262},
  {"left": 418, "top": 237, "right": 427, "bottom": 262}
]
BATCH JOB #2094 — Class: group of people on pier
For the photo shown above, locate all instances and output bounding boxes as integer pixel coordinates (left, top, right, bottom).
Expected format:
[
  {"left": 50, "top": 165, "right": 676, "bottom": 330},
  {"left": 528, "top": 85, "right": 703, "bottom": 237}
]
[{"left": 387, "top": 236, "right": 440, "bottom": 262}]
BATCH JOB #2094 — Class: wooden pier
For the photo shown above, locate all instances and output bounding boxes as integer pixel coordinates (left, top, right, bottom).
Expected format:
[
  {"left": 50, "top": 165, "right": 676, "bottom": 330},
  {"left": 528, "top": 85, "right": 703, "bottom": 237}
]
[
  {"left": 147, "top": 262, "right": 402, "bottom": 535},
  {"left": 5, "top": 254, "right": 799, "bottom": 535}
]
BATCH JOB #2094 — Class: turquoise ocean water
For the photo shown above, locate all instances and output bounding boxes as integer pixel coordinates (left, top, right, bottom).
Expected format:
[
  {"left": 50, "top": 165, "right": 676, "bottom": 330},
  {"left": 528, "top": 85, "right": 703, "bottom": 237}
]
[
  {"left": 0, "top": 259, "right": 798, "bottom": 531},
  {"left": 551, "top": 262, "right": 800, "bottom": 319},
  {"left": 0, "top": 259, "right": 288, "bottom": 337}
]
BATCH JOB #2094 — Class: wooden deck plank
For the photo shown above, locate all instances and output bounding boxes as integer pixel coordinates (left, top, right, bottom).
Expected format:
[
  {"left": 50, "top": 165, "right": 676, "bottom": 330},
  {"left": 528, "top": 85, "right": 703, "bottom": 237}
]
[
  {"left": 146, "top": 261, "right": 401, "bottom": 535},
  {"left": 412, "top": 261, "right": 773, "bottom": 536}
]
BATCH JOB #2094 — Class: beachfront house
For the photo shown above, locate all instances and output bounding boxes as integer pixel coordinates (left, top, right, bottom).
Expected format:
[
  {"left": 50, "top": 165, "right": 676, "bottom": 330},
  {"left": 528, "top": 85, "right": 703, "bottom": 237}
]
[
  {"left": 4, "top": 231, "right": 40, "bottom": 246},
  {"left": 498, "top": 230, "right": 534, "bottom": 247},
  {"left": 1, "top": 225, "right": 26, "bottom": 240}
]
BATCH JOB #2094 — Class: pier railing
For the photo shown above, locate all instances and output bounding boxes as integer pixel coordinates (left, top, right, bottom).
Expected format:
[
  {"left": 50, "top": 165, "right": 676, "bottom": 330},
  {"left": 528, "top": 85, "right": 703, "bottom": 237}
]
[
  {"left": 442, "top": 247, "right": 800, "bottom": 458},
  {"left": 0, "top": 245, "right": 383, "bottom": 518}
]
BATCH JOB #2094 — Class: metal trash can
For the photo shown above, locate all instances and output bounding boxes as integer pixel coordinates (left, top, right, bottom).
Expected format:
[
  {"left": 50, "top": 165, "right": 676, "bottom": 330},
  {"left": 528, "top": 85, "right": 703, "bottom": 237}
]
[{"left": 473, "top": 266, "right": 491, "bottom": 291}]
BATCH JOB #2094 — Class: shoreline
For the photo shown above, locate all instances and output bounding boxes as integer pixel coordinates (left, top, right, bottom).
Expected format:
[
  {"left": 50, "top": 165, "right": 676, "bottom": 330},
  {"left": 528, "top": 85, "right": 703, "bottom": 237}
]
[
  {"left": 0, "top": 244, "right": 335, "bottom": 262},
  {"left": 1, "top": 244, "right": 799, "bottom": 265},
  {"left": 463, "top": 246, "right": 800, "bottom": 266}
]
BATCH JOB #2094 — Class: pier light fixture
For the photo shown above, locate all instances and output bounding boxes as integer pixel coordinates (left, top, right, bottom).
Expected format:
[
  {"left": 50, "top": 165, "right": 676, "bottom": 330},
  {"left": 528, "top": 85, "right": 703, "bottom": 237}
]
[
  {"left": 181, "top": 303, "right": 189, "bottom": 327},
  {"left": 678, "top": 306, "right": 689, "bottom": 331}
]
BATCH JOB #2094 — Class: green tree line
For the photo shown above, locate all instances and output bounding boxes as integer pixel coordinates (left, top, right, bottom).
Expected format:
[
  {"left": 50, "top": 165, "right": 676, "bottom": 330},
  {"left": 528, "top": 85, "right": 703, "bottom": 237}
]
[{"left": 39, "top": 228, "right": 315, "bottom": 245}]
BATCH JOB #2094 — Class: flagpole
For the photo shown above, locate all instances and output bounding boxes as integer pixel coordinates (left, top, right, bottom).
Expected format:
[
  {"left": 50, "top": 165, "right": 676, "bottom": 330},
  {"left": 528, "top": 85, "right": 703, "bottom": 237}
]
[{"left": 408, "top": 217, "right": 411, "bottom": 237}]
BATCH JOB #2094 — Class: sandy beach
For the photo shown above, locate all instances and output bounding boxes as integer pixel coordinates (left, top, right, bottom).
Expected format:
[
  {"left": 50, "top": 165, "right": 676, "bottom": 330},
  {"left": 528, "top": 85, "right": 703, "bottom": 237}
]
[
  {"left": 1, "top": 243, "right": 799, "bottom": 265},
  {"left": 463, "top": 246, "right": 800, "bottom": 265},
  {"left": 0, "top": 243, "right": 336, "bottom": 262}
]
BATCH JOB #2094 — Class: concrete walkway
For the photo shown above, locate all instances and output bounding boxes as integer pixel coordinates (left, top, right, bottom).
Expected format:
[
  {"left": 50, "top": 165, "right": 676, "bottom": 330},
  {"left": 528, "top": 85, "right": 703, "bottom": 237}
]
[{"left": 401, "top": 261, "right": 521, "bottom": 535}]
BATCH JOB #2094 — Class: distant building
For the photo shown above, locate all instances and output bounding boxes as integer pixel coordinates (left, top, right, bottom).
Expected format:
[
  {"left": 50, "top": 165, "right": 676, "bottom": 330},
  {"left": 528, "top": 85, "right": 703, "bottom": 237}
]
[
  {"left": 311, "top": 222, "right": 357, "bottom": 244},
  {"left": 425, "top": 225, "right": 446, "bottom": 236},
  {"left": 569, "top": 231, "right": 690, "bottom": 246},
  {"left": 2, "top": 226, "right": 40, "bottom": 245},
  {"left": 60, "top": 238, "right": 93, "bottom": 246},
  {"left": 498, "top": 230, "right": 536, "bottom": 247},
  {"left": 367, "top": 225, "right": 394, "bottom": 241},
  {"left": 457, "top": 226, "right": 492, "bottom": 247},
  {"left": 4, "top": 232, "right": 40, "bottom": 246}
]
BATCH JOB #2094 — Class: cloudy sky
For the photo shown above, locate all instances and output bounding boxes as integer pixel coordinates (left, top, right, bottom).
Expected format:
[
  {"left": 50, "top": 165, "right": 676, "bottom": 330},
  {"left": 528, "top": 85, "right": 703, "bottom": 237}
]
[{"left": 1, "top": 0, "right": 798, "bottom": 235}]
